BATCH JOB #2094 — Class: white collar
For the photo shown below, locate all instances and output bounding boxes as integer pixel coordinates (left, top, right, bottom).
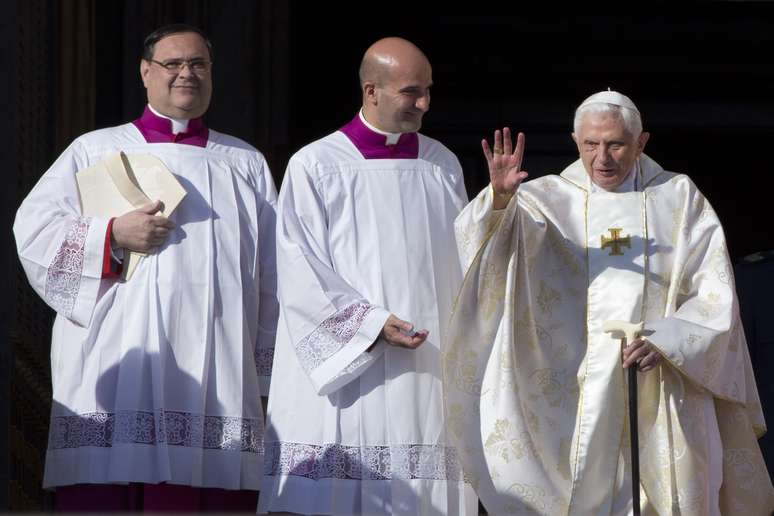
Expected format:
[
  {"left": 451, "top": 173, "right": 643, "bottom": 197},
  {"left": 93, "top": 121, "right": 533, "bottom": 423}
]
[
  {"left": 148, "top": 104, "right": 190, "bottom": 134},
  {"left": 359, "top": 109, "right": 402, "bottom": 145}
]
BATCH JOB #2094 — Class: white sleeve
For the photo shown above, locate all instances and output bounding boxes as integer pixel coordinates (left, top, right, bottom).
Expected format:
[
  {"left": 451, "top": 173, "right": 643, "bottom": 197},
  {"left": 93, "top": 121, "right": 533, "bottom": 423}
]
[
  {"left": 276, "top": 157, "right": 390, "bottom": 396},
  {"left": 13, "top": 140, "right": 110, "bottom": 327},
  {"left": 455, "top": 185, "right": 509, "bottom": 272},
  {"left": 647, "top": 186, "right": 758, "bottom": 407}
]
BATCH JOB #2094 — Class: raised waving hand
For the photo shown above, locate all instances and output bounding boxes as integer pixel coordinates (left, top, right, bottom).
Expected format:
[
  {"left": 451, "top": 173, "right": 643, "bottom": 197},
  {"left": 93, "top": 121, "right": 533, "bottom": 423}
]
[{"left": 482, "top": 127, "right": 528, "bottom": 209}]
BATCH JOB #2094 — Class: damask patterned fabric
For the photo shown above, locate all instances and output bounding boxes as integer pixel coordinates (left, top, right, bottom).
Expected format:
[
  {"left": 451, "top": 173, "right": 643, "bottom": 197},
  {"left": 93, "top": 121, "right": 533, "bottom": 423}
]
[
  {"left": 13, "top": 115, "right": 278, "bottom": 490},
  {"left": 444, "top": 154, "right": 774, "bottom": 515},
  {"left": 259, "top": 117, "right": 477, "bottom": 515}
]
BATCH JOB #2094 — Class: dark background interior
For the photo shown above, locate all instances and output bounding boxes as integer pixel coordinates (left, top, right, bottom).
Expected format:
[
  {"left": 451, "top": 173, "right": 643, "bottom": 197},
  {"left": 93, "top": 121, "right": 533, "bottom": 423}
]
[{"left": 2, "top": 1, "right": 773, "bottom": 510}]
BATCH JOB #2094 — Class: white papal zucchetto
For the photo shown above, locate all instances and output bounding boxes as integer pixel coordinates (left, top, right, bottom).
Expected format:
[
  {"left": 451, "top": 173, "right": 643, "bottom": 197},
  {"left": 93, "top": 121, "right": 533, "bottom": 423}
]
[{"left": 578, "top": 89, "right": 640, "bottom": 115}]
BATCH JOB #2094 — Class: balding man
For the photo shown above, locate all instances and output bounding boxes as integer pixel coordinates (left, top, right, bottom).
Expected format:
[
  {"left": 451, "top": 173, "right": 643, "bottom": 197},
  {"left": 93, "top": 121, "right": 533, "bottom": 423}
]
[{"left": 258, "top": 38, "right": 477, "bottom": 515}]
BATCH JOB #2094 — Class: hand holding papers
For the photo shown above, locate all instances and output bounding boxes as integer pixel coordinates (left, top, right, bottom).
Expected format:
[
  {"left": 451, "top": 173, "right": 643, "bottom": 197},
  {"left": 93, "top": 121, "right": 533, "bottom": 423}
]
[
  {"left": 111, "top": 199, "right": 176, "bottom": 252},
  {"left": 76, "top": 151, "right": 186, "bottom": 280}
]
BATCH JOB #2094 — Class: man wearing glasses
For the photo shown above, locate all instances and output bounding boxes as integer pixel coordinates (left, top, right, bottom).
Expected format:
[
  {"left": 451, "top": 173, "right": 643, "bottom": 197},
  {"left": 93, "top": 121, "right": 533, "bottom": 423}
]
[{"left": 14, "top": 24, "right": 278, "bottom": 512}]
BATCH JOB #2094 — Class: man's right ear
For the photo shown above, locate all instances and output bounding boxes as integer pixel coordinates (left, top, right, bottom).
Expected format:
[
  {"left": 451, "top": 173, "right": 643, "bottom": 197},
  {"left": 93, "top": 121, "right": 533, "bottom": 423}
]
[
  {"left": 140, "top": 59, "right": 151, "bottom": 87},
  {"left": 363, "top": 82, "right": 377, "bottom": 105}
]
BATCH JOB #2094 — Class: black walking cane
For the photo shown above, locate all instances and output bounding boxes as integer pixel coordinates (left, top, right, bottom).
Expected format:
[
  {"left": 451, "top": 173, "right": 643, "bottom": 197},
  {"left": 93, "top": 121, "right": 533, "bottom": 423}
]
[
  {"left": 628, "top": 358, "right": 641, "bottom": 516},
  {"left": 603, "top": 320, "right": 644, "bottom": 516}
]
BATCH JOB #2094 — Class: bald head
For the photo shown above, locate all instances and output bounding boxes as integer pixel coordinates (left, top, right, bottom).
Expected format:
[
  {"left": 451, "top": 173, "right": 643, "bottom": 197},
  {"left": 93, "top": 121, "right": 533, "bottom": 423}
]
[
  {"left": 359, "top": 37, "right": 430, "bottom": 87},
  {"left": 359, "top": 38, "right": 433, "bottom": 133}
]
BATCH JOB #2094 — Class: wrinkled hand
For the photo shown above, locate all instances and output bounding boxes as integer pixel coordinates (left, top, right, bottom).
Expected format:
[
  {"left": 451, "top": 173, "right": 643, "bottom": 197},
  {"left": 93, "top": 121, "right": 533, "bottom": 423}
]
[
  {"left": 380, "top": 314, "right": 429, "bottom": 349},
  {"left": 482, "top": 127, "right": 529, "bottom": 209},
  {"left": 622, "top": 337, "right": 662, "bottom": 372},
  {"left": 111, "top": 200, "right": 176, "bottom": 253}
]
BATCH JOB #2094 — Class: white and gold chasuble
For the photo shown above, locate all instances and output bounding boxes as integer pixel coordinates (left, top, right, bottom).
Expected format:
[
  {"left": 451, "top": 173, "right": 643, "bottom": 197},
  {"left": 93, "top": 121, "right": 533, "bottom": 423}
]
[{"left": 444, "top": 154, "right": 773, "bottom": 515}]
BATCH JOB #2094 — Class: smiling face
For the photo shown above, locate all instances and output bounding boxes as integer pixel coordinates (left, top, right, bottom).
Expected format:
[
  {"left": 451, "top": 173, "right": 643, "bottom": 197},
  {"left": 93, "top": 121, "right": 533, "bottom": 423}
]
[
  {"left": 140, "top": 32, "right": 212, "bottom": 119},
  {"left": 360, "top": 38, "right": 433, "bottom": 134},
  {"left": 368, "top": 61, "right": 432, "bottom": 133},
  {"left": 572, "top": 110, "right": 649, "bottom": 190}
]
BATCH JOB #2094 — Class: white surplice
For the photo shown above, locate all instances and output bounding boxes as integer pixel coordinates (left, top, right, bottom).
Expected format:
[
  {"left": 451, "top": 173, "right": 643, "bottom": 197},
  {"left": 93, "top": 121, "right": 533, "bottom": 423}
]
[
  {"left": 258, "top": 127, "right": 478, "bottom": 515},
  {"left": 13, "top": 122, "right": 278, "bottom": 490},
  {"left": 444, "top": 154, "right": 774, "bottom": 515}
]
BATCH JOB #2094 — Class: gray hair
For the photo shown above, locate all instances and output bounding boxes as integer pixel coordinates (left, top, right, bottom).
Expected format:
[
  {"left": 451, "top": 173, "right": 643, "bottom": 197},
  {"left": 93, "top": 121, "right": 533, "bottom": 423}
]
[{"left": 573, "top": 103, "right": 642, "bottom": 137}]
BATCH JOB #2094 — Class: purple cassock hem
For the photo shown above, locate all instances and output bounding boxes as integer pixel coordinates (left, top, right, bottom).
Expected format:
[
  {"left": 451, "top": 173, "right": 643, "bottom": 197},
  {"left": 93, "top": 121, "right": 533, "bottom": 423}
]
[
  {"left": 132, "top": 105, "right": 209, "bottom": 147},
  {"left": 339, "top": 114, "right": 419, "bottom": 159}
]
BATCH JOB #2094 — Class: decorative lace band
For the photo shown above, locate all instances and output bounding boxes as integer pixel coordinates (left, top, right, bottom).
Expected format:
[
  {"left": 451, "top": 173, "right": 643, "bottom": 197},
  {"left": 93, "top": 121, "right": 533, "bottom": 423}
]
[
  {"left": 45, "top": 217, "right": 90, "bottom": 317},
  {"left": 49, "top": 410, "right": 263, "bottom": 453},
  {"left": 264, "top": 441, "right": 465, "bottom": 481},
  {"left": 295, "top": 302, "right": 375, "bottom": 374}
]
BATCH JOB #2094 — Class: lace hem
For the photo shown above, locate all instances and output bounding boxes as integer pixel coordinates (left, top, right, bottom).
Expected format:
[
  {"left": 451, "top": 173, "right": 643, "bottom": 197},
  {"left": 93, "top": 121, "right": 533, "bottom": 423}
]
[
  {"left": 44, "top": 217, "right": 90, "bottom": 317},
  {"left": 295, "top": 302, "right": 375, "bottom": 374},
  {"left": 264, "top": 441, "right": 464, "bottom": 481},
  {"left": 49, "top": 410, "right": 263, "bottom": 454}
]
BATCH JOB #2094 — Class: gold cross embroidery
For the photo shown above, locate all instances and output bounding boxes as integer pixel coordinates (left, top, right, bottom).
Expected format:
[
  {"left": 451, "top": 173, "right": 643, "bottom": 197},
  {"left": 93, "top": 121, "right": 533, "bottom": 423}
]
[{"left": 601, "top": 228, "right": 631, "bottom": 256}]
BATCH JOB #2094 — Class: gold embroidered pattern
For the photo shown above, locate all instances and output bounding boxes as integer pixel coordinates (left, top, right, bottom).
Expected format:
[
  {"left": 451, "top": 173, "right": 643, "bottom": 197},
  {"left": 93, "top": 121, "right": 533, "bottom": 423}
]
[
  {"left": 484, "top": 419, "right": 537, "bottom": 463},
  {"left": 697, "top": 292, "right": 722, "bottom": 319},
  {"left": 546, "top": 228, "right": 582, "bottom": 277},
  {"left": 528, "top": 368, "right": 579, "bottom": 409},
  {"left": 479, "top": 262, "right": 506, "bottom": 321},
  {"left": 443, "top": 347, "right": 483, "bottom": 396},
  {"left": 724, "top": 449, "right": 759, "bottom": 491},
  {"left": 537, "top": 280, "right": 561, "bottom": 316}
]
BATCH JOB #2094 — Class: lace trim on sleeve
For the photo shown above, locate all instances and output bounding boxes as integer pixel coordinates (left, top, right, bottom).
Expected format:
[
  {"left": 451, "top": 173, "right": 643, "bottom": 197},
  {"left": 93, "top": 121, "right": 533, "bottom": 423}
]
[
  {"left": 44, "top": 217, "right": 90, "bottom": 317},
  {"left": 295, "top": 302, "right": 375, "bottom": 374}
]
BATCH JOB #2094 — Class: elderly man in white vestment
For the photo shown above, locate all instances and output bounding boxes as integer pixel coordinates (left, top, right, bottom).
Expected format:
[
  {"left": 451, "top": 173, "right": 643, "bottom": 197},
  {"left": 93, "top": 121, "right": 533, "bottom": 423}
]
[
  {"left": 443, "top": 90, "right": 774, "bottom": 515},
  {"left": 258, "top": 37, "right": 477, "bottom": 515},
  {"left": 13, "top": 24, "right": 278, "bottom": 512}
]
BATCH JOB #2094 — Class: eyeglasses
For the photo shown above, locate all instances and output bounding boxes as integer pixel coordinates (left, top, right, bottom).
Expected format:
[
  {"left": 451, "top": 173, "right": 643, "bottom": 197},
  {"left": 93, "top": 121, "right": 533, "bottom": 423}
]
[{"left": 148, "top": 58, "right": 213, "bottom": 74}]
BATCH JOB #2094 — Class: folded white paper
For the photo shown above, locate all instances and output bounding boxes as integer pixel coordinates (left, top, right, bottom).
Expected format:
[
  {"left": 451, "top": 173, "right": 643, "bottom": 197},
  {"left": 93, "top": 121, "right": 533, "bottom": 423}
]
[{"left": 76, "top": 151, "right": 187, "bottom": 280}]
